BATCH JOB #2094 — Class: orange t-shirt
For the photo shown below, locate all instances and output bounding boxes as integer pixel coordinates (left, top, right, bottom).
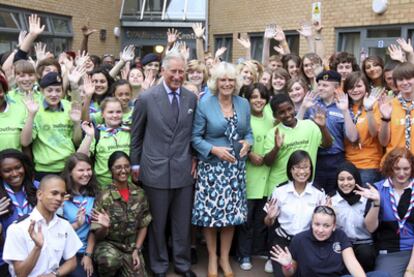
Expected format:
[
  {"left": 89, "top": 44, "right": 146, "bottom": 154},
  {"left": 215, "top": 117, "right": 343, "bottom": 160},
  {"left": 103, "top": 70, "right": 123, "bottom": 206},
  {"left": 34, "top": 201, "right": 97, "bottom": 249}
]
[
  {"left": 385, "top": 98, "right": 414, "bottom": 156},
  {"left": 345, "top": 104, "right": 383, "bottom": 169}
]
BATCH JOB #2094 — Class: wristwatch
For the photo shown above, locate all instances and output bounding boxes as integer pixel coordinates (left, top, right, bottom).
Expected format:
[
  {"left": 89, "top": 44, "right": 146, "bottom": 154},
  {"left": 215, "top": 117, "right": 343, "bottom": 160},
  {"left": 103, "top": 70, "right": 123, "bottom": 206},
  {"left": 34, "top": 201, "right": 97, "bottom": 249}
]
[
  {"left": 84, "top": 252, "right": 93, "bottom": 257},
  {"left": 51, "top": 269, "right": 61, "bottom": 277}
]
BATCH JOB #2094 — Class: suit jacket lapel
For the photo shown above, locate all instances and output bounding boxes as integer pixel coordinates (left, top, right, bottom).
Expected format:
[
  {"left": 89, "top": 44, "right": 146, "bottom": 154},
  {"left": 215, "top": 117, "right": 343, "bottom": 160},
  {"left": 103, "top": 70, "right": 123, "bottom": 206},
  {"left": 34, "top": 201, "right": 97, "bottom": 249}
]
[{"left": 153, "top": 86, "right": 176, "bottom": 131}]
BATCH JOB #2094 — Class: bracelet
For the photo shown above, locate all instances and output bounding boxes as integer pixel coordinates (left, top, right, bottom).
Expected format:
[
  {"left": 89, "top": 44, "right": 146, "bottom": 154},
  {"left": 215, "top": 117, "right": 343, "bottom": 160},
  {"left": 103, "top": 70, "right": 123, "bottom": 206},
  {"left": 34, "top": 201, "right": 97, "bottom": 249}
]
[
  {"left": 373, "top": 202, "right": 380, "bottom": 208},
  {"left": 51, "top": 269, "right": 61, "bottom": 277},
  {"left": 381, "top": 117, "right": 391, "bottom": 122},
  {"left": 135, "top": 246, "right": 143, "bottom": 253},
  {"left": 84, "top": 252, "right": 93, "bottom": 257},
  {"left": 282, "top": 261, "right": 294, "bottom": 271},
  {"left": 406, "top": 268, "right": 414, "bottom": 274}
]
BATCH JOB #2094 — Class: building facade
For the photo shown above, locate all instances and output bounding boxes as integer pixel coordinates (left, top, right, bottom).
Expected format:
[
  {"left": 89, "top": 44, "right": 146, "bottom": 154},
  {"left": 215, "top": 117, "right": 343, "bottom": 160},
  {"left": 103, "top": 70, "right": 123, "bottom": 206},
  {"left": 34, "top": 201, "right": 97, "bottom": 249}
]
[
  {"left": 0, "top": 1, "right": 122, "bottom": 56},
  {"left": 120, "top": 0, "right": 207, "bottom": 57},
  {"left": 0, "top": 0, "right": 207, "bottom": 59},
  {"left": 208, "top": 0, "right": 414, "bottom": 63}
]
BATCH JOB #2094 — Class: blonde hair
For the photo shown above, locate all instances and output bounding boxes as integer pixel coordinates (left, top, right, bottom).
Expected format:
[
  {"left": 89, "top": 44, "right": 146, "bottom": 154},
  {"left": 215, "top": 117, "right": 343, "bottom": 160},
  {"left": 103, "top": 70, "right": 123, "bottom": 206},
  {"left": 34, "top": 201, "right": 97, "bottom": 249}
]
[
  {"left": 100, "top": 97, "right": 122, "bottom": 112},
  {"left": 207, "top": 62, "right": 242, "bottom": 96},
  {"left": 186, "top": 60, "right": 208, "bottom": 84},
  {"left": 14, "top": 60, "right": 35, "bottom": 75},
  {"left": 236, "top": 61, "right": 258, "bottom": 83}
]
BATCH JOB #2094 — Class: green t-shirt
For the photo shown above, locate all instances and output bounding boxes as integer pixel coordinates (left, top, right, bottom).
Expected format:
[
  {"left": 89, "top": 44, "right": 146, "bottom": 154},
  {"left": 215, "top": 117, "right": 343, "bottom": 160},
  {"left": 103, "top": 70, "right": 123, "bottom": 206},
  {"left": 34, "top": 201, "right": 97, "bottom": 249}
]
[
  {"left": 246, "top": 112, "right": 274, "bottom": 199},
  {"left": 0, "top": 99, "right": 27, "bottom": 151},
  {"left": 32, "top": 100, "right": 76, "bottom": 172},
  {"left": 91, "top": 129, "right": 131, "bottom": 189},
  {"left": 264, "top": 119, "right": 322, "bottom": 195},
  {"left": 90, "top": 108, "right": 134, "bottom": 127},
  {"left": 8, "top": 87, "right": 43, "bottom": 107},
  {"left": 263, "top": 103, "right": 274, "bottom": 123}
]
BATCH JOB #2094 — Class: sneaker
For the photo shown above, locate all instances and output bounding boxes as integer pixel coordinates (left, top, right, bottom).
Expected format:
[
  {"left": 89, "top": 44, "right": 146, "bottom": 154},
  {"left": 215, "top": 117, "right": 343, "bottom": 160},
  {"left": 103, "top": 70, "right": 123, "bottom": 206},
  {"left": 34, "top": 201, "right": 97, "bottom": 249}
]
[
  {"left": 239, "top": 257, "right": 253, "bottom": 271},
  {"left": 264, "top": 259, "right": 273, "bottom": 273}
]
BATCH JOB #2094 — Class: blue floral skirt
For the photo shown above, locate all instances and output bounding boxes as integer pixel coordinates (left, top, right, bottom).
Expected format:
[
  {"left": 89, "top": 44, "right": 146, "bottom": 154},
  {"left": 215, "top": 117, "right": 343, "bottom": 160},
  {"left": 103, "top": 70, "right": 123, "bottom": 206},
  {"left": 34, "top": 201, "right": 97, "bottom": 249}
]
[{"left": 191, "top": 159, "right": 247, "bottom": 227}]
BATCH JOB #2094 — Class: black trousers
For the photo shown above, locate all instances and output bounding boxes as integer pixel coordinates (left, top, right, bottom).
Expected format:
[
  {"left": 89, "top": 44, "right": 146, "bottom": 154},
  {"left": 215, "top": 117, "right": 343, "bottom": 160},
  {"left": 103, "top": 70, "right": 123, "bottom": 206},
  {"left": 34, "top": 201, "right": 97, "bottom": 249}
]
[{"left": 237, "top": 198, "right": 268, "bottom": 258}]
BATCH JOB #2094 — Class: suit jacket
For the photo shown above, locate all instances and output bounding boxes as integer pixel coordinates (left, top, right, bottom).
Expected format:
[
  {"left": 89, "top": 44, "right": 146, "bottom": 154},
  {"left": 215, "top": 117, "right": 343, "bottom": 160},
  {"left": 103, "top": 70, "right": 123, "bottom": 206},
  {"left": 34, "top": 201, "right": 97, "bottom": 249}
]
[
  {"left": 192, "top": 94, "right": 253, "bottom": 164},
  {"left": 130, "top": 83, "right": 197, "bottom": 189}
]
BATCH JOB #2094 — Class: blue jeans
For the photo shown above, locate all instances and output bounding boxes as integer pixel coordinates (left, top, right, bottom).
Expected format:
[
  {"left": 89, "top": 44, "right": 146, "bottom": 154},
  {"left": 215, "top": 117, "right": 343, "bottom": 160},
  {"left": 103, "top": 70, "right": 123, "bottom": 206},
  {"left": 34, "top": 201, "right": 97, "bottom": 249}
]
[
  {"left": 342, "top": 271, "right": 391, "bottom": 277},
  {"left": 358, "top": 168, "right": 382, "bottom": 186}
]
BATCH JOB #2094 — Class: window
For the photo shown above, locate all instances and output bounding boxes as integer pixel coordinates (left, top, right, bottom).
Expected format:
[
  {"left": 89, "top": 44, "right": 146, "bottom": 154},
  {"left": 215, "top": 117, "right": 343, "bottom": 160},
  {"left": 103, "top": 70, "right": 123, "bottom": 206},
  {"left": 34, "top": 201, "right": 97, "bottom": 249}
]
[
  {"left": 337, "top": 32, "right": 361, "bottom": 60},
  {"left": 0, "top": 10, "right": 22, "bottom": 29},
  {"left": 121, "top": 0, "right": 206, "bottom": 21},
  {"left": 249, "top": 33, "right": 263, "bottom": 61},
  {"left": 215, "top": 35, "right": 233, "bottom": 62},
  {"left": 51, "top": 17, "right": 72, "bottom": 35},
  {"left": 269, "top": 33, "right": 300, "bottom": 56},
  {"left": 0, "top": 5, "right": 73, "bottom": 54},
  {"left": 186, "top": 0, "right": 206, "bottom": 20},
  {"left": 337, "top": 25, "right": 414, "bottom": 64}
]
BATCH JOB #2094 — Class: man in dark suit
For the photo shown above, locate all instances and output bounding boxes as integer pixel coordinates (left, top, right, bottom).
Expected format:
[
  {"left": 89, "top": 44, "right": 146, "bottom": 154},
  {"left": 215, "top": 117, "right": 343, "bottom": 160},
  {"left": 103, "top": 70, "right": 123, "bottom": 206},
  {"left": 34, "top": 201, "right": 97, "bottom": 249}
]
[{"left": 130, "top": 52, "right": 197, "bottom": 277}]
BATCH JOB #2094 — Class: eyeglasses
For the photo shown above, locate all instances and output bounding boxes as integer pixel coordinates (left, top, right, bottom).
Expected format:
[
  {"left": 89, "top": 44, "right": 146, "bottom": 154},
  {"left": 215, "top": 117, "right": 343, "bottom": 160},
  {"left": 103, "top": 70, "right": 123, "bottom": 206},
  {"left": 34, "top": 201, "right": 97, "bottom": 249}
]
[
  {"left": 313, "top": 205, "right": 335, "bottom": 216},
  {"left": 112, "top": 165, "right": 130, "bottom": 171},
  {"left": 102, "top": 54, "right": 114, "bottom": 59},
  {"left": 292, "top": 165, "right": 310, "bottom": 171}
]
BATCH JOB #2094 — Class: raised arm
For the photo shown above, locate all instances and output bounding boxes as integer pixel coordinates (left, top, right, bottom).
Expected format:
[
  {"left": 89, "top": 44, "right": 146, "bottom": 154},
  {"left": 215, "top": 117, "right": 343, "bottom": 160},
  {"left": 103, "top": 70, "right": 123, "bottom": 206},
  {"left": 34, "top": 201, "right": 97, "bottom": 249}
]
[
  {"left": 80, "top": 24, "right": 97, "bottom": 54},
  {"left": 377, "top": 95, "right": 393, "bottom": 147},
  {"left": 263, "top": 128, "right": 284, "bottom": 166},
  {"left": 13, "top": 221, "right": 43, "bottom": 277},
  {"left": 70, "top": 102, "right": 83, "bottom": 146},
  {"left": 354, "top": 184, "right": 381, "bottom": 233},
  {"left": 335, "top": 90, "right": 358, "bottom": 143},
  {"left": 109, "top": 45, "right": 135, "bottom": 79},
  {"left": 19, "top": 14, "right": 45, "bottom": 54},
  {"left": 237, "top": 36, "right": 252, "bottom": 61},
  {"left": 192, "top": 23, "right": 205, "bottom": 61},
  {"left": 21, "top": 96, "right": 39, "bottom": 147}
]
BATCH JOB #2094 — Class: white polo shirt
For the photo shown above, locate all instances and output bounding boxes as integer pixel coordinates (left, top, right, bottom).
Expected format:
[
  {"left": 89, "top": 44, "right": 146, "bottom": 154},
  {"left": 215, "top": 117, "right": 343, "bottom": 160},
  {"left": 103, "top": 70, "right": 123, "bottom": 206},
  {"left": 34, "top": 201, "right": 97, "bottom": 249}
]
[
  {"left": 268, "top": 181, "right": 325, "bottom": 236},
  {"left": 331, "top": 193, "right": 372, "bottom": 242},
  {"left": 3, "top": 207, "right": 82, "bottom": 277}
]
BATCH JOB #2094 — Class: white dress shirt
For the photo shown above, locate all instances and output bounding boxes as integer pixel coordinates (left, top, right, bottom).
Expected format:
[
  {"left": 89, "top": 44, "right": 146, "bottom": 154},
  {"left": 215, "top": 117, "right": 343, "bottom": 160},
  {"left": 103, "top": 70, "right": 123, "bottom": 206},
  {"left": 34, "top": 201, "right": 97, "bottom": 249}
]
[
  {"left": 331, "top": 193, "right": 372, "bottom": 242},
  {"left": 269, "top": 181, "right": 325, "bottom": 236},
  {"left": 3, "top": 207, "right": 82, "bottom": 277}
]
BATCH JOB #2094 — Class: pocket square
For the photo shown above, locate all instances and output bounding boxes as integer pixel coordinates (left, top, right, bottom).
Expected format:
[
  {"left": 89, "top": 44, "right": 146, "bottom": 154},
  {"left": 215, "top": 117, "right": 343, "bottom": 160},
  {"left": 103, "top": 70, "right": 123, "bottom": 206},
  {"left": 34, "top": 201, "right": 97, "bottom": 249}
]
[{"left": 187, "top": 109, "right": 194, "bottom": 114}]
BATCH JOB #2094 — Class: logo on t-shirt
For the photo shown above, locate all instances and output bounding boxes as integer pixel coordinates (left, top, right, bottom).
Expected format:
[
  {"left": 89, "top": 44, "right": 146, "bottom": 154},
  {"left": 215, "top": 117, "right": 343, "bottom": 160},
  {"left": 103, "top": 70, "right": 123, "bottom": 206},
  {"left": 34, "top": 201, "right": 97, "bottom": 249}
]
[{"left": 332, "top": 242, "right": 341, "bottom": 254}]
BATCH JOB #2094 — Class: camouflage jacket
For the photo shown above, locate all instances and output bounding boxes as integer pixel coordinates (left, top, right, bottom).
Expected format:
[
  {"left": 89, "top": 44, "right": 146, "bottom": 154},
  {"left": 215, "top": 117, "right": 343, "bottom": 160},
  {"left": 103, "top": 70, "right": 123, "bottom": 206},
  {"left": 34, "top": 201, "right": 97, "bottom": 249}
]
[{"left": 93, "top": 183, "right": 152, "bottom": 251}]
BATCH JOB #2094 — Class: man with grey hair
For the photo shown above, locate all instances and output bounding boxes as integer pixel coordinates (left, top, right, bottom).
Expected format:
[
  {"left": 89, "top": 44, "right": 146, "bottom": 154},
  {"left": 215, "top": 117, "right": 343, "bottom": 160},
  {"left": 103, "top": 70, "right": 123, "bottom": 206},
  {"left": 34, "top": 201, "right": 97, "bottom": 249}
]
[{"left": 130, "top": 51, "right": 197, "bottom": 277}]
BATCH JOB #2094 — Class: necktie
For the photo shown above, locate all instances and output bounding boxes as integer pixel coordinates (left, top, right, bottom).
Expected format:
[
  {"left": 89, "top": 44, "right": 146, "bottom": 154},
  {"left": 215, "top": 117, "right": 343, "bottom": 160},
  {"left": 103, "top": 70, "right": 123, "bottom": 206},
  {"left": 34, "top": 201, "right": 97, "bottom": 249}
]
[{"left": 171, "top": 91, "right": 179, "bottom": 122}]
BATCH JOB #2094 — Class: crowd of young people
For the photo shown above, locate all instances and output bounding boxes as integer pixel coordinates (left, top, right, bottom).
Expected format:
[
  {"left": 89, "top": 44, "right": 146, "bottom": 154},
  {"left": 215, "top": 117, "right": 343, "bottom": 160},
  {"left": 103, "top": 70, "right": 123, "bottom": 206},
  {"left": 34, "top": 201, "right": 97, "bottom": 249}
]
[{"left": 1, "top": 13, "right": 414, "bottom": 277}]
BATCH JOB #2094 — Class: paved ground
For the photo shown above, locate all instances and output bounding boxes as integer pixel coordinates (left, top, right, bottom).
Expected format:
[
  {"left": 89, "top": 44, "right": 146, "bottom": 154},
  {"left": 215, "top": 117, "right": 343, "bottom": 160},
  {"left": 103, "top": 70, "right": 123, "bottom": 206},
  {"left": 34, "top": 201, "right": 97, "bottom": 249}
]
[{"left": 166, "top": 247, "right": 272, "bottom": 277}]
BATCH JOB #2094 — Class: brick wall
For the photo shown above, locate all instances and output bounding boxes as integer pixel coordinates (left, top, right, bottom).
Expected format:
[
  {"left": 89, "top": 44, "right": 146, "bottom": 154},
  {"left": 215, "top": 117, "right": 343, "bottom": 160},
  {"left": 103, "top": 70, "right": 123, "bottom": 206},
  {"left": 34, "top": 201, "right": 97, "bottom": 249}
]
[
  {"left": 208, "top": 0, "right": 414, "bottom": 61},
  {"left": 1, "top": 0, "right": 122, "bottom": 55}
]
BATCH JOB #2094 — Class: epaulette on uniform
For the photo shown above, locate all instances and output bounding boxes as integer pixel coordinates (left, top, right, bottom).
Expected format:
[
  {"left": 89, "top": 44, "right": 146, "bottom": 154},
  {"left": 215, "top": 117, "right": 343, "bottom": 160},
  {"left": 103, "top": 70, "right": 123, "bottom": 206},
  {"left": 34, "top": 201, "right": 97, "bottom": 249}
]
[
  {"left": 311, "top": 183, "right": 325, "bottom": 192},
  {"left": 14, "top": 214, "right": 30, "bottom": 224},
  {"left": 278, "top": 181, "right": 289, "bottom": 187},
  {"left": 57, "top": 214, "right": 68, "bottom": 221}
]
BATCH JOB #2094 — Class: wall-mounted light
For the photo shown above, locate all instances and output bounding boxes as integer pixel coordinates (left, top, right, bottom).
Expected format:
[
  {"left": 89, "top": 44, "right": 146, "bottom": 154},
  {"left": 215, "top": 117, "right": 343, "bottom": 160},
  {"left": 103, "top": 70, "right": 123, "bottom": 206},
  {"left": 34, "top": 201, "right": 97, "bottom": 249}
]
[
  {"left": 114, "top": 27, "right": 121, "bottom": 38},
  {"left": 154, "top": 45, "right": 164, "bottom": 53},
  {"left": 372, "top": 0, "right": 389, "bottom": 14},
  {"left": 99, "top": 29, "right": 107, "bottom": 41}
]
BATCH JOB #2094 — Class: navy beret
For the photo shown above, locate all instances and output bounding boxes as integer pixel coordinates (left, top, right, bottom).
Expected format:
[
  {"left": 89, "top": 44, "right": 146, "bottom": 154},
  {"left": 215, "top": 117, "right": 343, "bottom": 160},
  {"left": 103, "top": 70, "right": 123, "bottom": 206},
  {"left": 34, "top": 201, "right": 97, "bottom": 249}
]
[
  {"left": 39, "top": 72, "right": 62, "bottom": 88},
  {"left": 141, "top": 53, "right": 160, "bottom": 66},
  {"left": 316, "top": 70, "right": 341, "bottom": 83}
]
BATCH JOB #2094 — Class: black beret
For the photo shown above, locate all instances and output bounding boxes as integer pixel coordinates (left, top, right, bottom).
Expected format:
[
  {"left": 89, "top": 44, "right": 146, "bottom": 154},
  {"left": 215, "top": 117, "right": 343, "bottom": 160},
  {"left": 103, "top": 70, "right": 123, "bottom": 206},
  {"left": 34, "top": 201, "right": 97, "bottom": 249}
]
[
  {"left": 141, "top": 53, "right": 160, "bottom": 66},
  {"left": 316, "top": 70, "right": 341, "bottom": 83},
  {"left": 39, "top": 72, "right": 62, "bottom": 88}
]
